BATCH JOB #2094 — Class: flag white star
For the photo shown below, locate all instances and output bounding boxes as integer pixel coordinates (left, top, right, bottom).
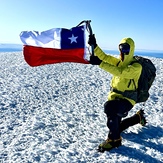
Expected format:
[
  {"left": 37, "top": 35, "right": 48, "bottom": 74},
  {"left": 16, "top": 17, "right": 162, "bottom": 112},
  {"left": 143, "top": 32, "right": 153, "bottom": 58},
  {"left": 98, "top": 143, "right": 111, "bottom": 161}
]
[{"left": 68, "top": 34, "right": 78, "bottom": 44}]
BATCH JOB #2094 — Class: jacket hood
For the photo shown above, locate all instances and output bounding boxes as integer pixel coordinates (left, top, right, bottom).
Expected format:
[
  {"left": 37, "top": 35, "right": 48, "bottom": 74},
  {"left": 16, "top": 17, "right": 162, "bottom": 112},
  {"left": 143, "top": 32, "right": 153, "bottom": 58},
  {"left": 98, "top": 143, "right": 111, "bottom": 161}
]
[{"left": 119, "top": 37, "right": 135, "bottom": 66}]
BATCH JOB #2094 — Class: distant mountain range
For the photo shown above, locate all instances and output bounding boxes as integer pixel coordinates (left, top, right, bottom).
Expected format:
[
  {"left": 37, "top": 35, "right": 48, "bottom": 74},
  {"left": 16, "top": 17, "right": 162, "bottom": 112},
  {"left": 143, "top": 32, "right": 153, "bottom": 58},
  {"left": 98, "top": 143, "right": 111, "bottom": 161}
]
[
  {"left": 0, "top": 43, "right": 22, "bottom": 48},
  {"left": 0, "top": 44, "right": 163, "bottom": 58},
  {"left": 0, "top": 43, "right": 22, "bottom": 52}
]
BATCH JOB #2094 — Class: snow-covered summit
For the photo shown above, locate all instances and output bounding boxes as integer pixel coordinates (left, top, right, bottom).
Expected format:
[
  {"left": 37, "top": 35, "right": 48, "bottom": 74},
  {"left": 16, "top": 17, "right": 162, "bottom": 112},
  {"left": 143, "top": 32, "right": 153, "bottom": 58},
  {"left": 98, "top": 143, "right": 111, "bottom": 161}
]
[{"left": 0, "top": 52, "right": 162, "bottom": 162}]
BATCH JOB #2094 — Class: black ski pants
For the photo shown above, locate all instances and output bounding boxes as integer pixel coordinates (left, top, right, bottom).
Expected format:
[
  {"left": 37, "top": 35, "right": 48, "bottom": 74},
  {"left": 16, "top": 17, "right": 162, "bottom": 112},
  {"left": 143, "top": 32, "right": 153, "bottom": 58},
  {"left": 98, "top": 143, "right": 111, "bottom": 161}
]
[{"left": 104, "top": 98, "right": 140, "bottom": 140}]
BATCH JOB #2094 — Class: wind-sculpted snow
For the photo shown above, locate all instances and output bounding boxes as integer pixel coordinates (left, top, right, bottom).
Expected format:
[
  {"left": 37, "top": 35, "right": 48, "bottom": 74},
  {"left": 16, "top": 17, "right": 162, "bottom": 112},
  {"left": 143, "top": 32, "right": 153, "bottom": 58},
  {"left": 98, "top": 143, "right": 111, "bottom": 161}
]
[{"left": 0, "top": 52, "right": 163, "bottom": 162}]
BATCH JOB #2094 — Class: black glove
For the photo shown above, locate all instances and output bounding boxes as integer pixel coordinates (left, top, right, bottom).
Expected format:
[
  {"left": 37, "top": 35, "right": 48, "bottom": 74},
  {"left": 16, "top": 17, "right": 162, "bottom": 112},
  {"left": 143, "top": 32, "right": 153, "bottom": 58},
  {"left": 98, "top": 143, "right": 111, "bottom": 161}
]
[
  {"left": 89, "top": 55, "right": 102, "bottom": 65},
  {"left": 88, "top": 34, "right": 97, "bottom": 48}
]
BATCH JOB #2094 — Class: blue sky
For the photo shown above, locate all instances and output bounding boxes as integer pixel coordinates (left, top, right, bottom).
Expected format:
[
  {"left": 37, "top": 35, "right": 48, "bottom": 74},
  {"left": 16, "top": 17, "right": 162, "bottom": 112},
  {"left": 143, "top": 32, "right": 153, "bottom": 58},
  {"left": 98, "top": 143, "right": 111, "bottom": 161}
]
[{"left": 1, "top": 0, "right": 163, "bottom": 51}]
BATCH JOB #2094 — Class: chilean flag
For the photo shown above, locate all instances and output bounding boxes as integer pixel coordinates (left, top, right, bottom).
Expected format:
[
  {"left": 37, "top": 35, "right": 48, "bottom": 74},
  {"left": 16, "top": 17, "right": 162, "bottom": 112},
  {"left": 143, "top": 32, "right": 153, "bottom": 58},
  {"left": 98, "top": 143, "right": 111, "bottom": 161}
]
[{"left": 20, "top": 25, "right": 89, "bottom": 67}]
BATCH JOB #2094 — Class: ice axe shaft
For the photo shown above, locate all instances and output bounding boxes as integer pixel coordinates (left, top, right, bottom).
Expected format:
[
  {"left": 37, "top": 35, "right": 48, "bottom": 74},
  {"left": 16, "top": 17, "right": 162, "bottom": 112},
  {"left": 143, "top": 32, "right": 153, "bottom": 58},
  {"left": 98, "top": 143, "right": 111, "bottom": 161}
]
[{"left": 77, "top": 20, "right": 94, "bottom": 56}]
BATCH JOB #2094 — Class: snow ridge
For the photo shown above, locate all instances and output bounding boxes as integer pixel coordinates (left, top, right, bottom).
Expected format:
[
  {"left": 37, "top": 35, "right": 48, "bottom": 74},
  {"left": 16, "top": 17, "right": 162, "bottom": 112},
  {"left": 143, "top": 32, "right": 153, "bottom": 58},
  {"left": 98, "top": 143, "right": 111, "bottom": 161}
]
[{"left": 0, "top": 52, "right": 163, "bottom": 162}]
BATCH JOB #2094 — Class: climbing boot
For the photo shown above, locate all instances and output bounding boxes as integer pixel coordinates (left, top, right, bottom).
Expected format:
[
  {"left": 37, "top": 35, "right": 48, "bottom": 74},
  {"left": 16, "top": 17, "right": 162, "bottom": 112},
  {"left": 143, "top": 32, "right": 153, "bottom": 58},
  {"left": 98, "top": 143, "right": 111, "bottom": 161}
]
[
  {"left": 98, "top": 137, "right": 122, "bottom": 152},
  {"left": 136, "top": 109, "right": 147, "bottom": 126}
]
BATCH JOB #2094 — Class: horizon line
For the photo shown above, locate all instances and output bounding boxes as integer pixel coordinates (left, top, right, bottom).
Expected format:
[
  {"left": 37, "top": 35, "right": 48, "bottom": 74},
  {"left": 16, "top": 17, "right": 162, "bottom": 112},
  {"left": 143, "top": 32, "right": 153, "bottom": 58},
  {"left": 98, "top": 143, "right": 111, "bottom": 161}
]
[{"left": 0, "top": 43, "right": 163, "bottom": 52}]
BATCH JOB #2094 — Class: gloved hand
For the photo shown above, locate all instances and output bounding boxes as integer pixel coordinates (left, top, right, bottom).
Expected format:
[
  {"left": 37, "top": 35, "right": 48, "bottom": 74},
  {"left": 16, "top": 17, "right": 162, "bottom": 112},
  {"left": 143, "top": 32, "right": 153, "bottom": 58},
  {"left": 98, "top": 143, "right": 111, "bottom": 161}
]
[
  {"left": 89, "top": 55, "right": 102, "bottom": 65},
  {"left": 88, "top": 34, "right": 97, "bottom": 48}
]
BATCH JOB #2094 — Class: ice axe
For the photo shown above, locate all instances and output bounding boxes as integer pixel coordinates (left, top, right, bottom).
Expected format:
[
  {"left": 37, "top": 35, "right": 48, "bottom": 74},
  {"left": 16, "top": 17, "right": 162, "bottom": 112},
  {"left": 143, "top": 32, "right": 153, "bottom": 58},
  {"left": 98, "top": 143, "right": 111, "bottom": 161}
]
[{"left": 77, "top": 20, "right": 94, "bottom": 56}]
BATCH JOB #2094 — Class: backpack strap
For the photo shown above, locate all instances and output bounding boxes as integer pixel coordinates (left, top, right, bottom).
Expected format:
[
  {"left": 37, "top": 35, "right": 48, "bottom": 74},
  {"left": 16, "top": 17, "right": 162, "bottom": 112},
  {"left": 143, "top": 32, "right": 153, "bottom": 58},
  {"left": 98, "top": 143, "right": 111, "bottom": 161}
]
[
  {"left": 110, "top": 87, "right": 138, "bottom": 102},
  {"left": 128, "top": 79, "right": 137, "bottom": 90},
  {"left": 116, "top": 61, "right": 121, "bottom": 66},
  {"left": 128, "top": 60, "right": 139, "bottom": 91}
]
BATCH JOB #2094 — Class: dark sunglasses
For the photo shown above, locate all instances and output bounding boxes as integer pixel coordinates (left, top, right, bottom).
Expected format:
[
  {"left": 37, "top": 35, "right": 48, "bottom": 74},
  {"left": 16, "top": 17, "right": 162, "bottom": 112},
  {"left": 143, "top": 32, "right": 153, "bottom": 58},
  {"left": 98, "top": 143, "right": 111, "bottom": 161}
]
[{"left": 119, "top": 43, "right": 130, "bottom": 55}]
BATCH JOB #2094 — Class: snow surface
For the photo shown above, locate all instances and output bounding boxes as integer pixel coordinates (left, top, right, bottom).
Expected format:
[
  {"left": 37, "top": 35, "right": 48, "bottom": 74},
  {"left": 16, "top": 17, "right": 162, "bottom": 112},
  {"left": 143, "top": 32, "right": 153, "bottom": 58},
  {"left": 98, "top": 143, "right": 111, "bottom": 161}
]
[{"left": 0, "top": 52, "right": 163, "bottom": 163}]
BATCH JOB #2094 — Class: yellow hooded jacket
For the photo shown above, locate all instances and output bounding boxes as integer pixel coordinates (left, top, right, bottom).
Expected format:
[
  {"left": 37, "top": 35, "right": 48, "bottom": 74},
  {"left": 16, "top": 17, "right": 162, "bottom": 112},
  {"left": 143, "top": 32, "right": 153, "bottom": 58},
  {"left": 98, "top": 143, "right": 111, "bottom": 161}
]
[{"left": 94, "top": 38, "right": 142, "bottom": 105}]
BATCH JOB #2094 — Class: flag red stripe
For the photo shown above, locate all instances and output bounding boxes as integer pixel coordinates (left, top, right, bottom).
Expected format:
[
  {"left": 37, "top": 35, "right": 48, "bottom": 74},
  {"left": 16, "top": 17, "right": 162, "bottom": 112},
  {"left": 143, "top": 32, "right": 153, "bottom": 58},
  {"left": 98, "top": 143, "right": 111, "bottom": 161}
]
[{"left": 23, "top": 45, "right": 89, "bottom": 66}]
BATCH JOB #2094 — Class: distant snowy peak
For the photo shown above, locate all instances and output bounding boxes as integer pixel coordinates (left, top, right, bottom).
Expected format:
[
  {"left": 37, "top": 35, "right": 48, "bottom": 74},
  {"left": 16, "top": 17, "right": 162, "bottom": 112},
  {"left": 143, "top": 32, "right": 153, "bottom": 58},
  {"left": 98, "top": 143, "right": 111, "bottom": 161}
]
[
  {"left": 0, "top": 43, "right": 22, "bottom": 52},
  {"left": 0, "top": 43, "right": 22, "bottom": 49}
]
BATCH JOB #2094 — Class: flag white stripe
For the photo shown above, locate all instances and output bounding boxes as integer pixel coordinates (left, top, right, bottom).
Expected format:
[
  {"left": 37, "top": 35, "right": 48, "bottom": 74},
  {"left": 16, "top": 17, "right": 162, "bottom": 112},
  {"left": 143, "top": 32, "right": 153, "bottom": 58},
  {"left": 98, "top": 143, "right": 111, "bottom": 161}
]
[{"left": 20, "top": 28, "right": 62, "bottom": 49}]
